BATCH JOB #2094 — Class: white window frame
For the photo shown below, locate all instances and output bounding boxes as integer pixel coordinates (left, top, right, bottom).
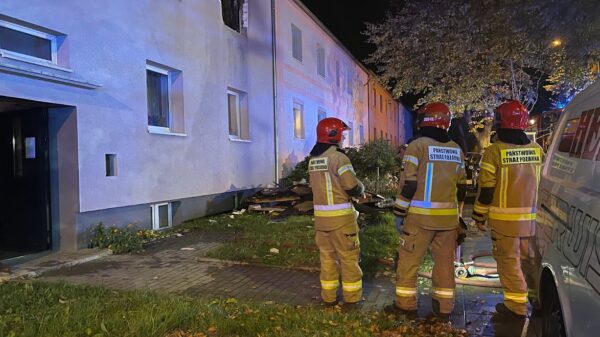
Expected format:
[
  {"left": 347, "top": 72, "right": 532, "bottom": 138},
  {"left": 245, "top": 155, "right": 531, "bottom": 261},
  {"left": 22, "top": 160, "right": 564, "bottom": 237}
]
[
  {"left": 291, "top": 23, "right": 302, "bottom": 62},
  {"left": 316, "top": 45, "right": 325, "bottom": 78},
  {"left": 151, "top": 202, "right": 172, "bottom": 230},
  {"left": 227, "top": 89, "right": 242, "bottom": 140},
  {"left": 0, "top": 20, "right": 58, "bottom": 67},
  {"left": 317, "top": 107, "right": 327, "bottom": 122},
  {"left": 293, "top": 101, "right": 304, "bottom": 140},
  {"left": 146, "top": 64, "right": 172, "bottom": 134}
]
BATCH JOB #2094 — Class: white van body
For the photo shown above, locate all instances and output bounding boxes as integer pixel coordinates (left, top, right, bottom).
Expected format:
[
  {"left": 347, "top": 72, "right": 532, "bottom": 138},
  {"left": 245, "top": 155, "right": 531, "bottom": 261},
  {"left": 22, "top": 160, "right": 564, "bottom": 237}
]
[{"left": 536, "top": 79, "right": 600, "bottom": 337}]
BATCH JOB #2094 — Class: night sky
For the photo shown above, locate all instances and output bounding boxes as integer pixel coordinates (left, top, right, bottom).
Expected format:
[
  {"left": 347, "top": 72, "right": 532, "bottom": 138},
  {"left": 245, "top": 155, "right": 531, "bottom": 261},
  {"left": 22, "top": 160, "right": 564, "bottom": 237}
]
[
  {"left": 299, "top": 0, "right": 551, "bottom": 113},
  {"left": 299, "top": 0, "right": 392, "bottom": 65}
]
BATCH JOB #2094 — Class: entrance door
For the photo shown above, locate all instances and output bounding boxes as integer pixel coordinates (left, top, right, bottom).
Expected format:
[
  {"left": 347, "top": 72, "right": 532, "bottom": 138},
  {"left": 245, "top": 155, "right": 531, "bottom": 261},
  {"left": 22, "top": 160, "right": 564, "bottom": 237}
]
[{"left": 0, "top": 109, "right": 51, "bottom": 259}]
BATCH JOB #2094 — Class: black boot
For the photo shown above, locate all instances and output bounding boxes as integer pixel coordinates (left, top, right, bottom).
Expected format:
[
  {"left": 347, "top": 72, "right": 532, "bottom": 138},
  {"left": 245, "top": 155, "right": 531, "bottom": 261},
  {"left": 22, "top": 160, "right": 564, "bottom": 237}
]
[{"left": 384, "top": 303, "right": 418, "bottom": 319}]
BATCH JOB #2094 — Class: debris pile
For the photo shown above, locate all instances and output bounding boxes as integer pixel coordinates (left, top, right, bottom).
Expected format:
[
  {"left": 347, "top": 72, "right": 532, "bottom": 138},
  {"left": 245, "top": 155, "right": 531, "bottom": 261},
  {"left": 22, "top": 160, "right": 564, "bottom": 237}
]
[{"left": 244, "top": 183, "right": 391, "bottom": 218}]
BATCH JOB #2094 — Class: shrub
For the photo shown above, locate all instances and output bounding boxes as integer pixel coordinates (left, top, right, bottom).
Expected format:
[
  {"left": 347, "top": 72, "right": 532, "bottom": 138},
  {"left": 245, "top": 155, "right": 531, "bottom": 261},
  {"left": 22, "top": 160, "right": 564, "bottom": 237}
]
[
  {"left": 283, "top": 140, "right": 401, "bottom": 194},
  {"left": 89, "top": 223, "right": 159, "bottom": 254}
]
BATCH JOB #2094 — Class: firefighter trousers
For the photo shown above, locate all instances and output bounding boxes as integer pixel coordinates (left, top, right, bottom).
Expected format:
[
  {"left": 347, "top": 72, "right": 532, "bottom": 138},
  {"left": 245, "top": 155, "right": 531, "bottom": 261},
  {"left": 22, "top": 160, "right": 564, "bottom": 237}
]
[
  {"left": 491, "top": 230, "right": 541, "bottom": 316},
  {"left": 395, "top": 222, "right": 458, "bottom": 314},
  {"left": 315, "top": 221, "right": 363, "bottom": 303}
]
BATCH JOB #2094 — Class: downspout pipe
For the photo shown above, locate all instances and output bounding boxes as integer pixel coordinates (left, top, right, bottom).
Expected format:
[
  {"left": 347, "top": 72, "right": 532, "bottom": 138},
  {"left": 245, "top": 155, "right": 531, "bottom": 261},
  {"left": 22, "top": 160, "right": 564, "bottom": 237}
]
[{"left": 271, "top": 0, "right": 280, "bottom": 184}]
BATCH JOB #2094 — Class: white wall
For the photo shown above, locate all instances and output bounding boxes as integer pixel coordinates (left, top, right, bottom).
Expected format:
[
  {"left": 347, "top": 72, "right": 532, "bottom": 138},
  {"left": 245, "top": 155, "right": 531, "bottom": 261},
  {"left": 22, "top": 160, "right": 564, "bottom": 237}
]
[
  {"left": 0, "top": 0, "right": 276, "bottom": 212},
  {"left": 275, "top": 0, "right": 369, "bottom": 177}
]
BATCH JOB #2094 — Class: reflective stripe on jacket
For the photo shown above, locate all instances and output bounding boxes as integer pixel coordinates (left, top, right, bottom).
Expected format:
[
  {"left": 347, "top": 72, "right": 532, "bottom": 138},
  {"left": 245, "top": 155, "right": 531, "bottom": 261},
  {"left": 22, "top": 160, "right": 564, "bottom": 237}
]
[
  {"left": 394, "top": 137, "right": 466, "bottom": 230},
  {"left": 309, "top": 146, "right": 362, "bottom": 231},
  {"left": 474, "top": 141, "right": 542, "bottom": 236}
]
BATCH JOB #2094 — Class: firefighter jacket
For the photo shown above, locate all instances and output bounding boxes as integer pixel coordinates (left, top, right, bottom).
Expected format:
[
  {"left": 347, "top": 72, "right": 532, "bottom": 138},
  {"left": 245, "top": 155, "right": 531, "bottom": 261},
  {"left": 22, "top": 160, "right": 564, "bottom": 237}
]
[
  {"left": 473, "top": 141, "right": 543, "bottom": 237},
  {"left": 309, "top": 146, "right": 364, "bottom": 231},
  {"left": 394, "top": 137, "right": 466, "bottom": 230}
]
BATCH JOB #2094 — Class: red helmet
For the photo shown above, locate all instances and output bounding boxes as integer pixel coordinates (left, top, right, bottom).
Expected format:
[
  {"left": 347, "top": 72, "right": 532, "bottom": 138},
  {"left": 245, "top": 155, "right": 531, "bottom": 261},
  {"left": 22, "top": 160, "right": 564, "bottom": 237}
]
[
  {"left": 418, "top": 102, "right": 451, "bottom": 130},
  {"left": 495, "top": 100, "right": 528, "bottom": 130},
  {"left": 317, "top": 117, "right": 350, "bottom": 144}
]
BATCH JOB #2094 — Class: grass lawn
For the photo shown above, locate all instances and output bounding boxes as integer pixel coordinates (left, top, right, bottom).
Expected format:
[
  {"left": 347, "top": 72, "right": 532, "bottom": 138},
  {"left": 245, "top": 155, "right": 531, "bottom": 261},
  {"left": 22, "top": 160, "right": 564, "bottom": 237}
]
[
  {"left": 172, "top": 212, "right": 400, "bottom": 277},
  {"left": 0, "top": 281, "right": 466, "bottom": 337}
]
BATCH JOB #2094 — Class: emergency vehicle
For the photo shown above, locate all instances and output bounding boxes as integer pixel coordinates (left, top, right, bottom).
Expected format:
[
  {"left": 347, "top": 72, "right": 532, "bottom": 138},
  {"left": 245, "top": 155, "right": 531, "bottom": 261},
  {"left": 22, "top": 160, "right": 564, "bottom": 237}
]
[{"left": 535, "top": 80, "right": 600, "bottom": 337}]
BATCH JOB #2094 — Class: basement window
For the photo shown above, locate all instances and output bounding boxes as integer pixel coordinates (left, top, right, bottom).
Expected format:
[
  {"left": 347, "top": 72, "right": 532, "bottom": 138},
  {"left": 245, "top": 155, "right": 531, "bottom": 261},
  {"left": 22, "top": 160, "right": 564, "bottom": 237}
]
[
  {"left": 105, "top": 154, "right": 117, "bottom": 177},
  {"left": 151, "top": 202, "right": 172, "bottom": 230}
]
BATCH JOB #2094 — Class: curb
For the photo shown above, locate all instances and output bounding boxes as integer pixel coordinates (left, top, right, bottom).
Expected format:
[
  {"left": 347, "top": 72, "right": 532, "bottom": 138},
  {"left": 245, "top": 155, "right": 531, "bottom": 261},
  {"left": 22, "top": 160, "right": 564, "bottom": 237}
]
[{"left": 0, "top": 250, "right": 112, "bottom": 282}]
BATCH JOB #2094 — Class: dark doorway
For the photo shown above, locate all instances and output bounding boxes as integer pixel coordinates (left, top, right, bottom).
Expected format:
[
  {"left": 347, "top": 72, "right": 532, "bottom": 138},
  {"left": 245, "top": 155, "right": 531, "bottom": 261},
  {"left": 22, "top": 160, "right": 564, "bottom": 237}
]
[{"left": 0, "top": 108, "right": 51, "bottom": 260}]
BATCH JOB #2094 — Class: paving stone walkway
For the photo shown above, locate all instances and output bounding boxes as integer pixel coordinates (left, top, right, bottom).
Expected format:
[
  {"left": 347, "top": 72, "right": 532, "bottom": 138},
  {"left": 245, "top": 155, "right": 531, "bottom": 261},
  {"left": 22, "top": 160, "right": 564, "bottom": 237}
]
[{"left": 30, "top": 229, "right": 538, "bottom": 337}]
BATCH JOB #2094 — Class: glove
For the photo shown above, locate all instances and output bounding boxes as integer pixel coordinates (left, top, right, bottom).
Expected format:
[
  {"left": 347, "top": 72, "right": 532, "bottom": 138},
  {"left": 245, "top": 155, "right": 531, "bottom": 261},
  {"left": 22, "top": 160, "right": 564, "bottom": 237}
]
[
  {"left": 457, "top": 217, "right": 467, "bottom": 245},
  {"left": 395, "top": 217, "right": 404, "bottom": 234}
]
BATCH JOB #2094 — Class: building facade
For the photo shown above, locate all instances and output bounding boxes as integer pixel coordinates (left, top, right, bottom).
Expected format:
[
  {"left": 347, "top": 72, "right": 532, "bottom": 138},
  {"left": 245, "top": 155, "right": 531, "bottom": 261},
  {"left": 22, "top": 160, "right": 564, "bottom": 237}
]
[
  {"left": 0, "top": 0, "right": 276, "bottom": 256},
  {"left": 0, "top": 0, "right": 408, "bottom": 257},
  {"left": 367, "top": 77, "right": 411, "bottom": 146},
  {"left": 274, "top": 0, "right": 372, "bottom": 178}
]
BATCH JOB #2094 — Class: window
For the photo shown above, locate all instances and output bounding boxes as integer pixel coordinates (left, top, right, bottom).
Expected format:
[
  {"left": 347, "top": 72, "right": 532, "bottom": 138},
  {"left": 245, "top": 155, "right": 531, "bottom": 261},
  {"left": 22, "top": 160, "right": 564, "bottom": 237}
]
[
  {"left": 0, "top": 19, "right": 62, "bottom": 66},
  {"left": 317, "top": 108, "right": 327, "bottom": 122},
  {"left": 359, "top": 125, "right": 365, "bottom": 144},
  {"left": 372, "top": 89, "right": 376, "bottom": 107},
  {"left": 105, "top": 154, "right": 117, "bottom": 177},
  {"left": 227, "top": 88, "right": 249, "bottom": 140},
  {"left": 221, "top": 0, "right": 248, "bottom": 33},
  {"left": 293, "top": 101, "right": 304, "bottom": 139},
  {"left": 380, "top": 130, "right": 383, "bottom": 139},
  {"left": 348, "top": 122, "right": 354, "bottom": 146},
  {"left": 317, "top": 45, "right": 325, "bottom": 77},
  {"left": 151, "top": 203, "right": 172, "bottom": 230},
  {"left": 380, "top": 95, "right": 383, "bottom": 112},
  {"left": 291, "top": 24, "right": 302, "bottom": 61},
  {"left": 346, "top": 66, "right": 353, "bottom": 94},
  {"left": 335, "top": 60, "right": 340, "bottom": 87},
  {"left": 146, "top": 62, "right": 184, "bottom": 135},
  {"left": 373, "top": 127, "right": 377, "bottom": 140}
]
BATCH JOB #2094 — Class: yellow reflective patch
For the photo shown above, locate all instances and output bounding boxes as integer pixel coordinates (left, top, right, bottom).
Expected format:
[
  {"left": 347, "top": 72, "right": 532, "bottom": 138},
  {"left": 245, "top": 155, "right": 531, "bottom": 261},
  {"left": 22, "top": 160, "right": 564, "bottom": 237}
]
[
  {"left": 320, "top": 280, "right": 339, "bottom": 290},
  {"left": 480, "top": 162, "right": 496, "bottom": 174},
  {"left": 314, "top": 209, "right": 355, "bottom": 217},
  {"left": 309, "top": 157, "right": 329, "bottom": 171},
  {"left": 489, "top": 212, "right": 536, "bottom": 221},
  {"left": 342, "top": 280, "right": 362, "bottom": 292},
  {"left": 500, "top": 148, "right": 542, "bottom": 165},
  {"left": 408, "top": 207, "right": 458, "bottom": 216}
]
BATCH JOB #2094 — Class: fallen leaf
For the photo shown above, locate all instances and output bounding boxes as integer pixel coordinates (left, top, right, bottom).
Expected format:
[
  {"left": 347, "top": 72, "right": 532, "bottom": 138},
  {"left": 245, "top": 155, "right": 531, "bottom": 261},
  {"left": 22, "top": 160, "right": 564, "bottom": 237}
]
[{"left": 269, "top": 248, "right": 280, "bottom": 254}]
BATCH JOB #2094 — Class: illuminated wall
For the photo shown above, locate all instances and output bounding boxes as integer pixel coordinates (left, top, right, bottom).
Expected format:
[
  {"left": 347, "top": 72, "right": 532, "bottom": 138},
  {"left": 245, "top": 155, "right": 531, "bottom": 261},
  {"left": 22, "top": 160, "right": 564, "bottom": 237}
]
[
  {"left": 274, "top": 0, "right": 370, "bottom": 178},
  {"left": 0, "top": 0, "right": 275, "bottom": 247}
]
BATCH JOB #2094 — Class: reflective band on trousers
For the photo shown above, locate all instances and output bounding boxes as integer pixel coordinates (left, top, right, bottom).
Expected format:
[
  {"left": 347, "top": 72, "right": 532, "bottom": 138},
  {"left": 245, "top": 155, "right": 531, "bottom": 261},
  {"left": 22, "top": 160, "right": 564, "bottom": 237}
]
[
  {"left": 320, "top": 279, "right": 339, "bottom": 290},
  {"left": 433, "top": 287, "right": 454, "bottom": 299},
  {"left": 489, "top": 207, "right": 536, "bottom": 221},
  {"left": 396, "top": 286, "right": 417, "bottom": 297},
  {"left": 314, "top": 203, "right": 355, "bottom": 217},
  {"left": 342, "top": 280, "right": 362, "bottom": 292},
  {"left": 410, "top": 201, "right": 457, "bottom": 209},
  {"left": 504, "top": 291, "right": 528, "bottom": 304},
  {"left": 408, "top": 207, "right": 458, "bottom": 216}
]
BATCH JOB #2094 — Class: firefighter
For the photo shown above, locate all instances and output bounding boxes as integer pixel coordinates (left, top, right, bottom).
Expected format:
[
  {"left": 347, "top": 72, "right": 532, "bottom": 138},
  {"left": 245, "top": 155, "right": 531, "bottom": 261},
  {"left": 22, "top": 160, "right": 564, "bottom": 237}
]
[
  {"left": 385, "top": 102, "right": 467, "bottom": 321},
  {"left": 471, "top": 100, "right": 542, "bottom": 319},
  {"left": 308, "top": 117, "right": 365, "bottom": 309}
]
